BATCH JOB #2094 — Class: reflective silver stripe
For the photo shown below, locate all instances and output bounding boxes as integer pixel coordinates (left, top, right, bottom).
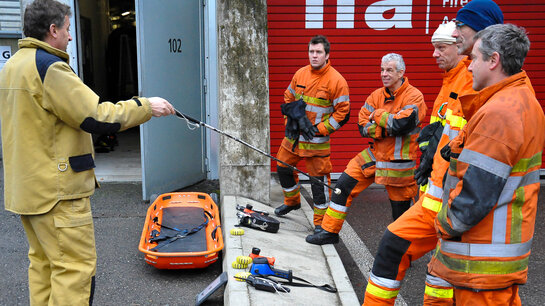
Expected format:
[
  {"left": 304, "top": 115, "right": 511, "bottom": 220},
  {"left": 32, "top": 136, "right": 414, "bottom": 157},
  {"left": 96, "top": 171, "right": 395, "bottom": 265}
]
[
  {"left": 440, "top": 238, "right": 533, "bottom": 258},
  {"left": 459, "top": 149, "right": 512, "bottom": 180},
  {"left": 369, "top": 272, "right": 401, "bottom": 289},
  {"left": 394, "top": 136, "right": 402, "bottom": 159},
  {"left": 492, "top": 204, "right": 508, "bottom": 244},
  {"left": 425, "top": 274, "right": 452, "bottom": 287},
  {"left": 322, "top": 175, "right": 330, "bottom": 204},
  {"left": 497, "top": 170, "right": 540, "bottom": 208},
  {"left": 332, "top": 95, "right": 349, "bottom": 106},
  {"left": 442, "top": 123, "right": 460, "bottom": 140},
  {"left": 362, "top": 122, "right": 374, "bottom": 137},
  {"left": 386, "top": 113, "right": 395, "bottom": 134},
  {"left": 426, "top": 181, "right": 443, "bottom": 199},
  {"left": 298, "top": 135, "right": 330, "bottom": 143},
  {"left": 288, "top": 85, "right": 296, "bottom": 96},
  {"left": 328, "top": 116, "right": 341, "bottom": 130},
  {"left": 376, "top": 160, "right": 416, "bottom": 170},
  {"left": 447, "top": 208, "right": 471, "bottom": 233},
  {"left": 283, "top": 183, "right": 300, "bottom": 192},
  {"left": 364, "top": 102, "right": 375, "bottom": 113},
  {"left": 492, "top": 170, "right": 540, "bottom": 243},
  {"left": 314, "top": 202, "right": 328, "bottom": 210},
  {"left": 329, "top": 201, "right": 348, "bottom": 212},
  {"left": 367, "top": 148, "right": 376, "bottom": 161},
  {"left": 306, "top": 104, "right": 334, "bottom": 115},
  {"left": 401, "top": 104, "right": 420, "bottom": 124},
  {"left": 442, "top": 174, "right": 460, "bottom": 206}
]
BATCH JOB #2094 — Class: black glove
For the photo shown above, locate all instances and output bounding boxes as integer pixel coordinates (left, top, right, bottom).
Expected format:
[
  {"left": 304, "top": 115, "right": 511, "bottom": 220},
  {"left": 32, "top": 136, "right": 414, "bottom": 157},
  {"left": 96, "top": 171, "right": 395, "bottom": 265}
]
[
  {"left": 298, "top": 116, "right": 319, "bottom": 140},
  {"left": 416, "top": 122, "right": 443, "bottom": 149},
  {"left": 285, "top": 116, "right": 299, "bottom": 140},
  {"left": 280, "top": 99, "right": 307, "bottom": 120},
  {"left": 440, "top": 143, "right": 451, "bottom": 162},
  {"left": 414, "top": 149, "right": 434, "bottom": 186},
  {"left": 414, "top": 122, "right": 443, "bottom": 186}
]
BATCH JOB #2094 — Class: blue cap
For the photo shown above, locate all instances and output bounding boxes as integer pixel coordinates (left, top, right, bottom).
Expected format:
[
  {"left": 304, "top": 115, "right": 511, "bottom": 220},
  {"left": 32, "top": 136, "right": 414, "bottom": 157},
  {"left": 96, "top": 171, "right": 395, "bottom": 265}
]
[{"left": 456, "top": 0, "right": 503, "bottom": 32}]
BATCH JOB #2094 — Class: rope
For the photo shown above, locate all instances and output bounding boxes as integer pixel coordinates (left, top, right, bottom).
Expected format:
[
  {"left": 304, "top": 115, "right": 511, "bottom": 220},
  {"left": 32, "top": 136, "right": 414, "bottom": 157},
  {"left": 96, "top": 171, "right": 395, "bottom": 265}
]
[{"left": 174, "top": 108, "right": 200, "bottom": 130}]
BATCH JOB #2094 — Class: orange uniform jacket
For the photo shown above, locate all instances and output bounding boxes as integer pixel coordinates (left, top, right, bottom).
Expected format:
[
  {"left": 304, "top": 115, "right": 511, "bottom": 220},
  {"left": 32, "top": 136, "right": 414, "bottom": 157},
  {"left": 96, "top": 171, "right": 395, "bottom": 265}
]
[
  {"left": 429, "top": 58, "right": 473, "bottom": 125},
  {"left": 428, "top": 71, "right": 545, "bottom": 290},
  {"left": 281, "top": 61, "right": 350, "bottom": 157},
  {"left": 421, "top": 58, "right": 475, "bottom": 213},
  {"left": 358, "top": 77, "right": 427, "bottom": 186}
]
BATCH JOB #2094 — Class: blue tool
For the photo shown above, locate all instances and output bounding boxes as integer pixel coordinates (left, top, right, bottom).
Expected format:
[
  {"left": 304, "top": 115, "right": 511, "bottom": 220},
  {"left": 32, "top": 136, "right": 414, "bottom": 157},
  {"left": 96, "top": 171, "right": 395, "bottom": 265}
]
[{"left": 249, "top": 257, "right": 293, "bottom": 282}]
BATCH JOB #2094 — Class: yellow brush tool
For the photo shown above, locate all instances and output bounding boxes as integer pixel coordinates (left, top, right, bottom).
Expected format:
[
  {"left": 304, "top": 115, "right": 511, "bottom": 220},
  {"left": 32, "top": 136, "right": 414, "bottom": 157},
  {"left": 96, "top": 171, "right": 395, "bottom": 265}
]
[
  {"left": 236, "top": 255, "right": 253, "bottom": 265},
  {"left": 230, "top": 228, "right": 245, "bottom": 235}
]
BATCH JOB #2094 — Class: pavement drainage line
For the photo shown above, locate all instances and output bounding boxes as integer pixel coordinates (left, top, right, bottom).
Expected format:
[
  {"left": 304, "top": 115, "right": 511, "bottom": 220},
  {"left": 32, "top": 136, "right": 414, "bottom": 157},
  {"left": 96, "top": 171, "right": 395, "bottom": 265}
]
[{"left": 340, "top": 221, "right": 408, "bottom": 306}]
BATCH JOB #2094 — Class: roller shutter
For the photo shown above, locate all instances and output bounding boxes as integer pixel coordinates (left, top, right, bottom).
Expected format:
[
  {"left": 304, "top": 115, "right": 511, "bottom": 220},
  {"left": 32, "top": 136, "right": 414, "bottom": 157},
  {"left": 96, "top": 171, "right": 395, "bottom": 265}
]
[{"left": 268, "top": 0, "right": 545, "bottom": 174}]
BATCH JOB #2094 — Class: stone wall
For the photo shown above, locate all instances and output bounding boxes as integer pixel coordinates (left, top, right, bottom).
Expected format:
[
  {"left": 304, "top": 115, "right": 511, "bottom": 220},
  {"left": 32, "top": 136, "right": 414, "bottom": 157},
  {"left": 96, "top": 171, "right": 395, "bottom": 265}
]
[{"left": 217, "top": 0, "right": 270, "bottom": 203}]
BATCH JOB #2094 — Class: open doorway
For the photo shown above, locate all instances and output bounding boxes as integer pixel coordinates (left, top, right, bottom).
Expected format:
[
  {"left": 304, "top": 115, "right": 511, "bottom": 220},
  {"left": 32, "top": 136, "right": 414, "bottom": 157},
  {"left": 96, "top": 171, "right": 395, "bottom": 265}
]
[{"left": 76, "top": 0, "right": 140, "bottom": 182}]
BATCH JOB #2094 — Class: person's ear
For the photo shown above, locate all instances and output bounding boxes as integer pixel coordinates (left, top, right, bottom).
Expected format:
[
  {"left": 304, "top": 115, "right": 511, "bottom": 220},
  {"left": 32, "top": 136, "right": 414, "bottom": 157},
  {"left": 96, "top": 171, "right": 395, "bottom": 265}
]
[
  {"left": 49, "top": 23, "right": 57, "bottom": 38},
  {"left": 489, "top": 52, "right": 500, "bottom": 70}
]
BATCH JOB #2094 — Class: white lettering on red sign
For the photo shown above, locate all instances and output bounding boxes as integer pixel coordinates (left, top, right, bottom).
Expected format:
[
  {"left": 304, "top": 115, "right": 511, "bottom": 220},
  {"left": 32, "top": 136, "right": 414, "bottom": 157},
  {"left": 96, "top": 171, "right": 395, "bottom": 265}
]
[
  {"left": 305, "top": 0, "right": 462, "bottom": 33},
  {"left": 443, "top": 0, "right": 470, "bottom": 7},
  {"left": 365, "top": 0, "right": 413, "bottom": 30},
  {"left": 306, "top": 0, "right": 324, "bottom": 29}
]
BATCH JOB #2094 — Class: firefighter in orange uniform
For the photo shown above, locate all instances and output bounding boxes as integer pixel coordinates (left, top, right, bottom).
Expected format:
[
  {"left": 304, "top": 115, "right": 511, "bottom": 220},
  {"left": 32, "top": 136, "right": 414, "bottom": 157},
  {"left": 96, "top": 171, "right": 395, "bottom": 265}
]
[
  {"left": 306, "top": 53, "right": 426, "bottom": 245},
  {"left": 427, "top": 23, "right": 544, "bottom": 305},
  {"left": 363, "top": 1, "right": 505, "bottom": 303},
  {"left": 274, "top": 35, "right": 350, "bottom": 228}
]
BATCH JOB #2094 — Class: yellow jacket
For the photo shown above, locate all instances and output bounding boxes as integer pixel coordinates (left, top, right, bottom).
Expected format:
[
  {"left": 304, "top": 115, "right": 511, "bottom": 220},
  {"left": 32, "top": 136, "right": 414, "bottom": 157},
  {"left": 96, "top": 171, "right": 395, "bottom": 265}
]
[{"left": 0, "top": 38, "right": 152, "bottom": 214}]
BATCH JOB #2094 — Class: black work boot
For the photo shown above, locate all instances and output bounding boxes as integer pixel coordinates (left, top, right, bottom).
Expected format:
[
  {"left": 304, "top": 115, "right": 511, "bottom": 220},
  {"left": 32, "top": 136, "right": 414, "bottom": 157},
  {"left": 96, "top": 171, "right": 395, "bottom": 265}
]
[
  {"left": 305, "top": 229, "right": 339, "bottom": 245},
  {"left": 314, "top": 225, "right": 323, "bottom": 234},
  {"left": 274, "top": 204, "right": 301, "bottom": 216}
]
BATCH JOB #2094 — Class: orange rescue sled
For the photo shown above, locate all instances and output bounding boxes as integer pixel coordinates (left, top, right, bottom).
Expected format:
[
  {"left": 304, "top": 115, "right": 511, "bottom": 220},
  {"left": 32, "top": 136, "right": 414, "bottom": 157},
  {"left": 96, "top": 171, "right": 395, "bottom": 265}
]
[{"left": 138, "top": 192, "right": 224, "bottom": 269}]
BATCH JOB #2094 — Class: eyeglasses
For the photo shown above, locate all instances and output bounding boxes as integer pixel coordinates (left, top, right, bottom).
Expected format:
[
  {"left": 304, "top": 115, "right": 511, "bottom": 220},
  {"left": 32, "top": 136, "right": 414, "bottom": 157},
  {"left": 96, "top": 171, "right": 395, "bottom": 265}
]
[{"left": 455, "top": 21, "right": 465, "bottom": 28}]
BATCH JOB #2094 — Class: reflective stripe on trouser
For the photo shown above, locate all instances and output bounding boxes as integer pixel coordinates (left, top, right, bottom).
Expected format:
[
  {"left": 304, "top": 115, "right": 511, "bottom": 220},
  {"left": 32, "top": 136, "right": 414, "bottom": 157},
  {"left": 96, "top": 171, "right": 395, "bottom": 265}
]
[
  {"left": 321, "top": 172, "right": 362, "bottom": 232},
  {"left": 276, "top": 145, "right": 332, "bottom": 206},
  {"left": 364, "top": 273, "right": 400, "bottom": 305},
  {"left": 21, "top": 197, "right": 97, "bottom": 306},
  {"left": 453, "top": 285, "right": 521, "bottom": 306},
  {"left": 364, "top": 198, "right": 439, "bottom": 305},
  {"left": 311, "top": 175, "right": 331, "bottom": 225},
  {"left": 321, "top": 155, "right": 375, "bottom": 233},
  {"left": 424, "top": 273, "right": 454, "bottom": 305}
]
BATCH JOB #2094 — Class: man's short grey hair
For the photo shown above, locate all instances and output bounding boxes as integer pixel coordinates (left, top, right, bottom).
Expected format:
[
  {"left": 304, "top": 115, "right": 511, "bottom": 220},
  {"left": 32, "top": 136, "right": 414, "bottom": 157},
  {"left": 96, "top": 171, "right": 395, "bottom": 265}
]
[
  {"left": 474, "top": 24, "right": 530, "bottom": 76},
  {"left": 24, "top": 0, "right": 72, "bottom": 41},
  {"left": 381, "top": 53, "right": 405, "bottom": 71}
]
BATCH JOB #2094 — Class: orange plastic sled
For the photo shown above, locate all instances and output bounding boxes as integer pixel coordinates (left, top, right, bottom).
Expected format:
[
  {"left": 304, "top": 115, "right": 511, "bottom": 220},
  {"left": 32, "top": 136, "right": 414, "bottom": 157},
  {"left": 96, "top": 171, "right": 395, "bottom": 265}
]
[{"left": 138, "top": 192, "right": 224, "bottom": 269}]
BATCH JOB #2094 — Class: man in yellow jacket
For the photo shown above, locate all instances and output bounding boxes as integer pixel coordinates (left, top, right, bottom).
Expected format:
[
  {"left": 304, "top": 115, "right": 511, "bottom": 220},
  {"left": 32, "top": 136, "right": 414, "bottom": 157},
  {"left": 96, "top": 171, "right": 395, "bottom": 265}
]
[
  {"left": 274, "top": 35, "right": 350, "bottom": 228},
  {"left": 428, "top": 23, "right": 544, "bottom": 306},
  {"left": 0, "top": 0, "right": 175, "bottom": 304}
]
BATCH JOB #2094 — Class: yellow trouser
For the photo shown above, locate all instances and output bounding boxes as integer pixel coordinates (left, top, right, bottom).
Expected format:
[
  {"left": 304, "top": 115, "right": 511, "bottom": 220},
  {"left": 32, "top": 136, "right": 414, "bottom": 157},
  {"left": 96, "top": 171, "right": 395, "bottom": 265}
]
[{"left": 21, "top": 197, "right": 97, "bottom": 306}]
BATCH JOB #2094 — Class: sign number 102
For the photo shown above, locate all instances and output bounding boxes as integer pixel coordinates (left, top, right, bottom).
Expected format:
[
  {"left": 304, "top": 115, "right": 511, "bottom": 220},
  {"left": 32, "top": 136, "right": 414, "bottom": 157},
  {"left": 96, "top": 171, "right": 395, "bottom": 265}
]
[{"left": 168, "top": 38, "right": 182, "bottom": 53}]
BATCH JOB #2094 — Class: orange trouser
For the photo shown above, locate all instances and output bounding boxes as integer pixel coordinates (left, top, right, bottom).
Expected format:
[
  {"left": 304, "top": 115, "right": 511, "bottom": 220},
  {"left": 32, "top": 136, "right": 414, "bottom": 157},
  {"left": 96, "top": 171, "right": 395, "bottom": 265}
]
[
  {"left": 454, "top": 286, "right": 520, "bottom": 306},
  {"left": 276, "top": 145, "right": 331, "bottom": 224},
  {"left": 364, "top": 197, "right": 453, "bottom": 305},
  {"left": 321, "top": 156, "right": 417, "bottom": 233}
]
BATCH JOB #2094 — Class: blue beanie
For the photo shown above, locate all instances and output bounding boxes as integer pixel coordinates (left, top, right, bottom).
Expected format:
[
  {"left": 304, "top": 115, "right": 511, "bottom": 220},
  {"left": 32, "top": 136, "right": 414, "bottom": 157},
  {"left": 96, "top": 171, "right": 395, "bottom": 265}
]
[{"left": 456, "top": 0, "right": 503, "bottom": 32}]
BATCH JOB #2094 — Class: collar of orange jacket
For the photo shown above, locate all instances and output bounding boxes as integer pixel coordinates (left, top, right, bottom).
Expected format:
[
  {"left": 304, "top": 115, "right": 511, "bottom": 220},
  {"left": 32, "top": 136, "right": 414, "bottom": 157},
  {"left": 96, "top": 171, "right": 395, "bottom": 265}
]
[
  {"left": 383, "top": 76, "right": 409, "bottom": 102},
  {"left": 459, "top": 71, "right": 529, "bottom": 120}
]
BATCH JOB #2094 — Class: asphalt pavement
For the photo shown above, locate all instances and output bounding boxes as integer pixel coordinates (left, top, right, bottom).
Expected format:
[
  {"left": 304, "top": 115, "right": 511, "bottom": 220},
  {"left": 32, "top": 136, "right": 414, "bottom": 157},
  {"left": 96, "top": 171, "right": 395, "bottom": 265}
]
[
  {"left": 3, "top": 165, "right": 545, "bottom": 306},
  {"left": 0, "top": 179, "right": 224, "bottom": 306}
]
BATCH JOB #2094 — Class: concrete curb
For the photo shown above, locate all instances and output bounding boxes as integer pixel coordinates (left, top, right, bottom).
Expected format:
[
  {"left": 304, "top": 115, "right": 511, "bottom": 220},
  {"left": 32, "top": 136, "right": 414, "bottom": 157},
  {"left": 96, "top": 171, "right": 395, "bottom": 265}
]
[
  {"left": 221, "top": 182, "right": 359, "bottom": 305},
  {"left": 299, "top": 197, "right": 361, "bottom": 305}
]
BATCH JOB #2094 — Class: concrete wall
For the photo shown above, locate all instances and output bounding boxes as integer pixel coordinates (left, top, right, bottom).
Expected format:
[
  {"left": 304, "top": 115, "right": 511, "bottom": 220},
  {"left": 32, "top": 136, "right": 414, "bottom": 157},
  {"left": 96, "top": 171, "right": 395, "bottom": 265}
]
[{"left": 217, "top": 0, "right": 270, "bottom": 203}]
